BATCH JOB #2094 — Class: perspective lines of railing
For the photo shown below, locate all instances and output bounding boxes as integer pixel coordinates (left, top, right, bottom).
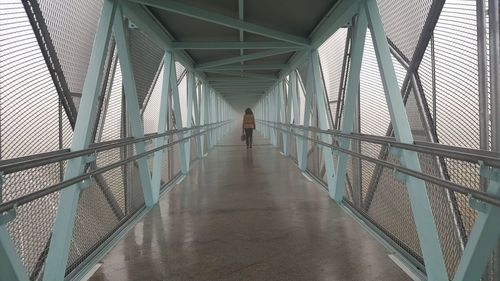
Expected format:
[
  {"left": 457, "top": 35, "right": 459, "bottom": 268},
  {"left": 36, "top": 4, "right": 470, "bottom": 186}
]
[
  {"left": 0, "top": 121, "right": 230, "bottom": 214},
  {"left": 257, "top": 118, "right": 500, "bottom": 281},
  {"left": 258, "top": 120, "right": 500, "bottom": 208}
]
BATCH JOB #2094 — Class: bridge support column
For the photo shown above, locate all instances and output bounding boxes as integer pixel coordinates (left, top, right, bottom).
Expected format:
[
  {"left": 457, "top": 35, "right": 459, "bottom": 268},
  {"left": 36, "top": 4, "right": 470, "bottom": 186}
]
[
  {"left": 309, "top": 50, "right": 336, "bottom": 191},
  {"left": 43, "top": 1, "right": 117, "bottom": 280},
  {"left": 365, "top": 0, "right": 448, "bottom": 279},
  {"left": 193, "top": 81, "right": 203, "bottom": 158},
  {"left": 185, "top": 71, "right": 196, "bottom": 169},
  {"left": 151, "top": 52, "right": 173, "bottom": 203},
  {"left": 298, "top": 52, "right": 314, "bottom": 172},
  {"left": 114, "top": 6, "right": 155, "bottom": 208},
  {"left": 283, "top": 78, "right": 292, "bottom": 156},
  {"left": 170, "top": 62, "right": 189, "bottom": 174},
  {"left": 289, "top": 71, "right": 301, "bottom": 162}
]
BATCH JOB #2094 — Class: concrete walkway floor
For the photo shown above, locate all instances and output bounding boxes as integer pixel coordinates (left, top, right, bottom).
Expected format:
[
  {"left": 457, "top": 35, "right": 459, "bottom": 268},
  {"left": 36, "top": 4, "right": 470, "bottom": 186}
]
[{"left": 90, "top": 128, "right": 411, "bottom": 281}]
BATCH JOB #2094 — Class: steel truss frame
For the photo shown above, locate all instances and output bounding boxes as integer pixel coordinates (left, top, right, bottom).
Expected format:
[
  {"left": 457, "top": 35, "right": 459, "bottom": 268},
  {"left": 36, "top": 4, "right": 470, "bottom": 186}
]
[
  {"left": 1, "top": 0, "right": 498, "bottom": 279},
  {"left": 0, "top": 1, "right": 233, "bottom": 280},
  {"left": 254, "top": 0, "right": 500, "bottom": 280}
]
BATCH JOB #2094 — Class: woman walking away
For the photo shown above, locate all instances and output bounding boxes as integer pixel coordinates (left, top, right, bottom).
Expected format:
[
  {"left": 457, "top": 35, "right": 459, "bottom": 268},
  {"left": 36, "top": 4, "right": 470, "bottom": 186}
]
[{"left": 242, "top": 108, "right": 256, "bottom": 148}]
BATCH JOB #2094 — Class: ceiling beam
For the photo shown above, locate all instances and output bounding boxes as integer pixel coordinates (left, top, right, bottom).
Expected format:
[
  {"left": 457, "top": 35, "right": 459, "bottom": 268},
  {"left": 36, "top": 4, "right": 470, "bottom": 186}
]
[
  {"left": 172, "top": 41, "right": 303, "bottom": 50},
  {"left": 214, "top": 86, "right": 270, "bottom": 90},
  {"left": 205, "top": 70, "right": 278, "bottom": 80},
  {"left": 121, "top": 1, "right": 194, "bottom": 68},
  {"left": 206, "top": 77, "right": 275, "bottom": 82},
  {"left": 222, "top": 94, "right": 264, "bottom": 99},
  {"left": 195, "top": 48, "right": 299, "bottom": 69},
  {"left": 238, "top": 0, "right": 244, "bottom": 58},
  {"left": 279, "top": 0, "right": 360, "bottom": 79},
  {"left": 221, "top": 90, "right": 264, "bottom": 93},
  {"left": 197, "top": 64, "right": 288, "bottom": 71},
  {"left": 211, "top": 82, "right": 274, "bottom": 86},
  {"left": 130, "top": 0, "right": 310, "bottom": 46}
]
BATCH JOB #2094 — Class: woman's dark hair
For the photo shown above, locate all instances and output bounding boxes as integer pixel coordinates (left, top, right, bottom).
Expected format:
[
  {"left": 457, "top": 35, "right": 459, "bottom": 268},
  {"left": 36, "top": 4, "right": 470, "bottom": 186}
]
[{"left": 245, "top": 108, "right": 253, "bottom": 115}]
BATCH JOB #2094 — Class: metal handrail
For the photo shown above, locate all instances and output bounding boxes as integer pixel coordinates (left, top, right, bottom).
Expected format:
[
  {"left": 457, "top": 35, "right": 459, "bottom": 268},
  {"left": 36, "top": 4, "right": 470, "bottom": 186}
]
[
  {"left": 258, "top": 120, "right": 500, "bottom": 168},
  {"left": 0, "top": 121, "right": 227, "bottom": 175},
  {"left": 0, "top": 121, "right": 231, "bottom": 214},
  {"left": 258, "top": 120, "right": 500, "bottom": 208}
]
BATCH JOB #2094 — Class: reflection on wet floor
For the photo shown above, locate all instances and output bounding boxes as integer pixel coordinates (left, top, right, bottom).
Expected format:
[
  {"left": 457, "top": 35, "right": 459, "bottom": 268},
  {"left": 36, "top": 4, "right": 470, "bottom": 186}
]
[{"left": 90, "top": 128, "right": 410, "bottom": 281}]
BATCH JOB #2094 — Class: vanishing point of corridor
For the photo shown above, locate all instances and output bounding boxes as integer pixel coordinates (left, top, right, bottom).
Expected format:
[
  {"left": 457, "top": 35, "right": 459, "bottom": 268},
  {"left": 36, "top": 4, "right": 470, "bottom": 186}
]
[{"left": 90, "top": 129, "right": 410, "bottom": 281}]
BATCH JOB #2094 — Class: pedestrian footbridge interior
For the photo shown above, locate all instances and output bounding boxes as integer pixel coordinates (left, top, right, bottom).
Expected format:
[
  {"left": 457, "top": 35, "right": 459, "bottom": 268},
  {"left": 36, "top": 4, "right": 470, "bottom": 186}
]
[{"left": 0, "top": 0, "right": 499, "bottom": 280}]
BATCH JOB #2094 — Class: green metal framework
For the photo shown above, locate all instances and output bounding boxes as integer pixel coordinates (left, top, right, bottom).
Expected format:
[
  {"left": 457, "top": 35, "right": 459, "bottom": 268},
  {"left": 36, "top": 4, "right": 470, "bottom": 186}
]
[{"left": 0, "top": 0, "right": 499, "bottom": 280}]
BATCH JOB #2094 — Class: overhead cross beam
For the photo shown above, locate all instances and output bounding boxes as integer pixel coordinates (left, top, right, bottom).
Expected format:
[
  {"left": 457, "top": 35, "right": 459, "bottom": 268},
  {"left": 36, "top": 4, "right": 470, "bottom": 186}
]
[
  {"left": 130, "top": 0, "right": 310, "bottom": 46},
  {"left": 196, "top": 64, "right": 288, "bottom": 71},
  {"left": 121, "top": 1, "right": 194, "bottom": 67},
  {"left": 195, "top": 48, "right": 299, "bottom": 69},
  {"left": 206, "top": 77, "right": 275, "bottom": 82},
  {"left": 203, "top": 70, "right": 278, "bottom": 80},
  {"left": 172, "top": 41, "right": 301, "bottom": 50},
  {"left": 279, "top": 0, "right": 360, "bottom": 79}
]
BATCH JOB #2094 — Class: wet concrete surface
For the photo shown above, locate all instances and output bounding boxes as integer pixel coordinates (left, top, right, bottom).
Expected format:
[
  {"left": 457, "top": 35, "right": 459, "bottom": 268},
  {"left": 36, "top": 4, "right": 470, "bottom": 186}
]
[{"left": 90, "top": 128, "right": 411, "bottom": 281}]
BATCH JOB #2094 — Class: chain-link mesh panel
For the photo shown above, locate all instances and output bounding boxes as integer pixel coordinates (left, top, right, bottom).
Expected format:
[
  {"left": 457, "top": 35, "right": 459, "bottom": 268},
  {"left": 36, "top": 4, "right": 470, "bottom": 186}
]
[
  {"left": 290, "top": 132, "right": 297, "bottom": 162},
  {"left": 172, "top": 136, "right": 182, "bottom": 175},
  {"left": 419, "top": 1, "right": 480, "bottom": 150},
  {"left": 318, "top": 28, "right": 347, "bottom": 126},
  {"left": 297, "top": 74, "right": 307, "bottom": 125},
  {"left": 99, "top": 59, "right": 124, "bottom": 142},
  {"left": 0, "top": 0, "right": 72, "bottom": 159},
  {"left": 129, "top": 28, "right": 163, "bottom": 107},
  {"left": 417, "top": 1, "right": 485, "bottom": 268},
  {"left": 160, "top": 144, "right": 170, "bottom": 186},
  {"left": 143, "top": 66, "right": 165, "bottom": 134},
  {"left": 190, "top": 137, "right": 198, "bottom": 163},
  {"left": 67, "top": 175, "right": 121, "bottom": 273},
  {"left": 127, "top": 151, "right": 145, "bottom": 214},
  {"left": 444, "top": 160, "right": 479, "bottom": 236},
  {"left": 1, "top": 2, "right": 73, "bottom": 275},
  {"left": 175, "top": 61, "right": 185, "bottom": 81},
  {"left": 376, "top": 0, "right": 433, "bottom": 60},
  {"left": 6, "top": 193, "right": 59, "bottom": 279},
  {"left": 67, "top": 144, "right": 143, "bottom": 273},
  {"left": 367, "top": 153, "right": 423, "bottom": 261},
  {"left": 95, "top": 147, "right": 126, "bottom": 214},
  {"left": 360, "top": 30, "right": 406, "bottom": 136},
  {"left": 360, "top": 142, "right": 380, "bottom": 207},
  {"left": 37, "top": 0, "right": 103, "bottom": 94},
  {"left": 406, "top": 89, "right": 464, "bottom": 276}
]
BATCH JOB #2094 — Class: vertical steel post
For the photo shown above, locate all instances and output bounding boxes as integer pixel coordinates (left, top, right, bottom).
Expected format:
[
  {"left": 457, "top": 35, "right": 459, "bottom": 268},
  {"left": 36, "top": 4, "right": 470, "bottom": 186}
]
[
  {"left": 477, "top": 1, "right": 494, "bottom": 277},
  {"left": 170, "top": 62, "right": 188, "bottom": 174},
  {"left": 114, "top": 6, "right": 154, "bottom": 207},
  {"left": 284, "top": 78, "right": 292, "bottom": 156},
  {"left": 275, "top": 83, "right": 283, "bottom": 148},
  {"left": 193, "top": 81, "right": 203, "bottom": 158},
  {"left": 454, "top": 0, "right": 500, "bottom": 279},
  {"left": 151, "top": 52, "right": 173, "bottom": 203},
  {"left": 289, "top": 71, "right": 301, "bottom": 162},
  {"left": 364, "top": 0, "right": 448, "bottom": 279},
  {"left": 489, "top": 1, "right": 500, "bottom": 274},
  {"left": 299, "top": 56, "right": 314, "bottom": 171},
  {"left": 310, "top": 50, "right": 336, "bottom": 194},
  {"left": 205, "top": 87, "right": 212, "bottom": 150},
  {"left": 330, "top": 6, "right": 366, "bottom": 201},
  {"left": 203, "top": 86, "right": 208, "bottom": 149},
  {"left": 43, "top": 1, "right": 116, "bottom": 280},
  {"left": 490, "top": 0, "right": 500, "bottom": 152},
  {"left": 185, "top": 71, "right": 195, "bottom": 169},
  {"left": 352, "top": 85, "right": 362, "bottom": 207}
]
